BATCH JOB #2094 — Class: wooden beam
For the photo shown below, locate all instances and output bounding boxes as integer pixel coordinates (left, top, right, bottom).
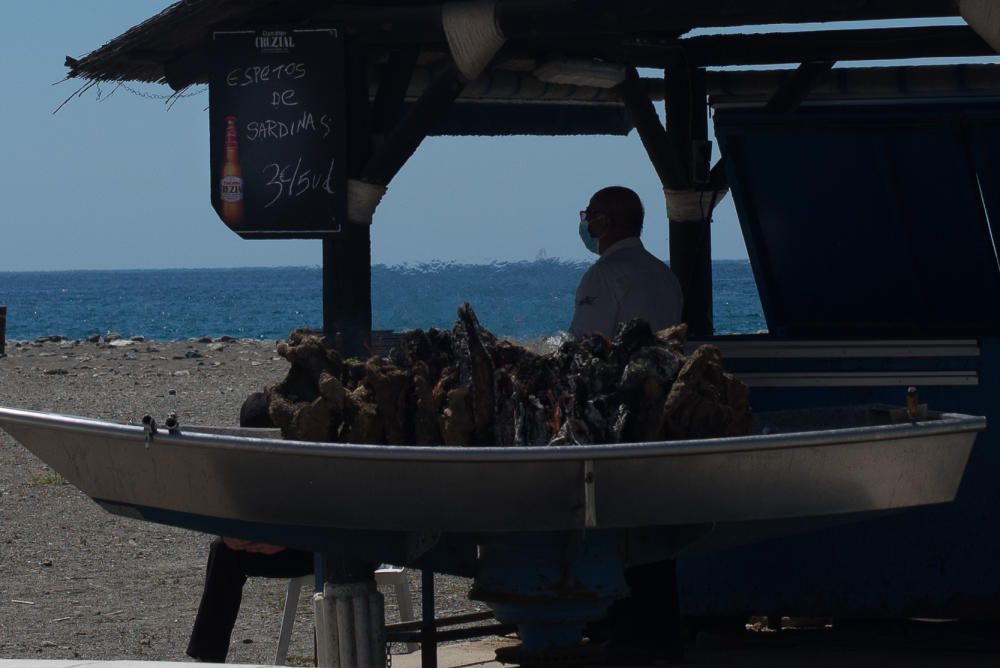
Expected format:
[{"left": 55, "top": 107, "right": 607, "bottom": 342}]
[
  {"left": 369, "top": 47, "right": 420, "bottom": 136},
  {"left": 625, "top": 26, "right": 993, "bottom": 69},
  {"left": 361, "top": 64, "right": 465, "bottom": 186},
  {"left": 705, "top": 63, "right": 1000, "bottom": 106},
  {"left": 496, "top": 0, "right": 958, "bottom": 39},
  {"left": 618, "top": 67, "right": 687, "bottom": 190},
  {"left": 765, "top": 60, "right": 838, "bottom": 113}
]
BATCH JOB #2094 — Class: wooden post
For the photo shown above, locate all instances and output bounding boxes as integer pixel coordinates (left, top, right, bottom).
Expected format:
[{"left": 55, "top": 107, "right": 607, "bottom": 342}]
[
  {"left": 621, "top": 65, "right": 717, "bottom": 336},
  {"left": 324, "top": 45, "right": 372, "bottom": 357},
  {"left": 321, "top": 50, "right": 463, "bottom": 357},
  {"left": 0, "top": 305, "right": 6, "bottom": 357},
  {"left": 664, "top": 66, "right": 714, "bottom": 337},
  {"left": 669, "top": 218, "right": 713, "bottom": 336}
]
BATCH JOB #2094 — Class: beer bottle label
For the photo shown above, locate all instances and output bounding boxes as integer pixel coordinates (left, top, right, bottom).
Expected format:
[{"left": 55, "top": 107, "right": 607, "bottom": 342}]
[{"left": 220, "top": 175, "right": 244, "bottom": 202}]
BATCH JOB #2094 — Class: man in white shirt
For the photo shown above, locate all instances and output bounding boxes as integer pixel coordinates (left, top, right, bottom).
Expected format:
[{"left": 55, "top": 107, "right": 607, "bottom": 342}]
[
  {"left": 572, "top": 186, "right": 686, "bottom": 664},
  {"left": 571, "top": 186, "right": 683, "bottom": 339}
]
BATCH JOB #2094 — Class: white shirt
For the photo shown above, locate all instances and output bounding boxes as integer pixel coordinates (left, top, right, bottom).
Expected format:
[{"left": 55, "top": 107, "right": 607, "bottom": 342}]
[{"left": 569, "top": 237, "right": 683, "bottom": 339}]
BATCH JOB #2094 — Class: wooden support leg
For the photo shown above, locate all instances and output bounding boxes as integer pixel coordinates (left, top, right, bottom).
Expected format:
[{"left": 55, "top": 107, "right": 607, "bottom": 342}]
[{"left": 619, "top": 67, "right": 686, "bottom": 189}]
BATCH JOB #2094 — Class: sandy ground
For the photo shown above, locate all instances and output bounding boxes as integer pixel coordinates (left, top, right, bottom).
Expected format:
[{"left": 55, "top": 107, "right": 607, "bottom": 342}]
[{"left": 0, "top": 337, "right": 481, "bottom": 664}]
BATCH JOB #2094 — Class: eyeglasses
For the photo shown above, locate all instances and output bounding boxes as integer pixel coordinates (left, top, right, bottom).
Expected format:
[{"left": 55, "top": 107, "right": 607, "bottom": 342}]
[{"left": 580, "top": 210, "right": 608, "bottom": 224}]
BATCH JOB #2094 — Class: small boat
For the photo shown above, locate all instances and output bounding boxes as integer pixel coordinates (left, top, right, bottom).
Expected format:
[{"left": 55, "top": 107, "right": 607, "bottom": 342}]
[{"left": 0, "top": 405, "right": 983, "bottom": 540}]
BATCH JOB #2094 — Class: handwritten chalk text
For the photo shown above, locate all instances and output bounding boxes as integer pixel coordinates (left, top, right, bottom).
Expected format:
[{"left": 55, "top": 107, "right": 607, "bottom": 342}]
[
  {"left": 262, "top": 157, "right": 337, "bottom": 209},
  {"left": 226, "top": 63, "right": 307, "bottom": 87},
  {"left": 246, "top": 113, "right": 333, "bottom": 142}
]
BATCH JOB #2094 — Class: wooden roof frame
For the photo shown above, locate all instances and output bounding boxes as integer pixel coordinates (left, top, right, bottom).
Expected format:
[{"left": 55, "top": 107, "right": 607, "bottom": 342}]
[{"left": 68, "top": 0, "right": 968, "bottom": 88}]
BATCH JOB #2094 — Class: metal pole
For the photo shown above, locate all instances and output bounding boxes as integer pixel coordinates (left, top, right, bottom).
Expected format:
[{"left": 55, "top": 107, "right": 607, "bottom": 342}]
[
  {"left": 421, "top": 569, "right": 437, "bottom": 668},
  {"left": 0, "top": 305, "right": 6, "bottom": 357}
]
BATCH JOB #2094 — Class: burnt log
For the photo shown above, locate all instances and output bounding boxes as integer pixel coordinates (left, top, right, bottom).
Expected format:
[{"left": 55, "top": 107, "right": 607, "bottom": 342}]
[{"left": 254, "top": 304, "right": 750, "bottom": 447}]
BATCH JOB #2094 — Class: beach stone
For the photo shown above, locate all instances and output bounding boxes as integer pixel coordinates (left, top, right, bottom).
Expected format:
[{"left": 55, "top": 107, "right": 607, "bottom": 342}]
[
  {"left": 198, "top": 336, "right": 213, "bottom": 343},
  {"left": 207, "top": 343, "right": 227, "bottom": 352},
  {"left": 104, "top": 332, "right": 121, "bottom": 342},
  {"left": 108, "top": 340, "right": 135, "bottom": 348},
  {"left": 217, "top": 335, "right": 236, "bottom": 343},
  {"left": 129, "top": 336, "right": 145, "bottom": 342},
  {"left": 184, "top": 350, "right": 204, "bottom": 359},
  {"left": 86, "top": 335, "right": 100, "bottom": 343},
  {"left": 43, "top": 369, "right": 68, "bottom": 376}
]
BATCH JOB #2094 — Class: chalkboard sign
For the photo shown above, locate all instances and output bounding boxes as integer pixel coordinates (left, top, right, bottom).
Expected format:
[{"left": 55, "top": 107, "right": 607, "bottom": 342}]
[{"left": 209, "top": 29, "right": 347, "bottom": 238}]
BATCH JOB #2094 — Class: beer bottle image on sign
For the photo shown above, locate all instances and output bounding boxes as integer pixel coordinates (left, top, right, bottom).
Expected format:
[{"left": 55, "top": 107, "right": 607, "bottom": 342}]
[{"left": 220, "top": 116, "right": 244, "bottom": 225}]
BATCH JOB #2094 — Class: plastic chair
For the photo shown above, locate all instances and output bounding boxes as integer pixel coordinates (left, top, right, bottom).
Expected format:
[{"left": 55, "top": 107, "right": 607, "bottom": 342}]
[{"left": 274, "top": 565, "right": 417, "bottom": 665}]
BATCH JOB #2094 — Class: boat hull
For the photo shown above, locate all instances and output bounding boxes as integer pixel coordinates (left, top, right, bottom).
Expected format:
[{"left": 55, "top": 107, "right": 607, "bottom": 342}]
[{"left": 0, "top": 406, "right": 982, "bottom": 534}]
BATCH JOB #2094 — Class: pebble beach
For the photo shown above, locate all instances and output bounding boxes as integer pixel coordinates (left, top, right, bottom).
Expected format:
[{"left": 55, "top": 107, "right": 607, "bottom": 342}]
[{"left": 0, "top": 335, "right": 481, "bottom": 663}]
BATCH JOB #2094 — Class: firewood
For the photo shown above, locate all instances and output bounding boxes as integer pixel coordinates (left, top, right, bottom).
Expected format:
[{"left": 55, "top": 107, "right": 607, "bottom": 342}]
[{"left": 258, "top": 305, "right": 751, "bottom": 447}]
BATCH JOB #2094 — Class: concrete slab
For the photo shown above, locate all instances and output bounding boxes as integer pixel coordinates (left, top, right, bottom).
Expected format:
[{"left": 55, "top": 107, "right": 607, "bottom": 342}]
[{"left": 386, "top": 637, "right": 1000, "bottom": 668}]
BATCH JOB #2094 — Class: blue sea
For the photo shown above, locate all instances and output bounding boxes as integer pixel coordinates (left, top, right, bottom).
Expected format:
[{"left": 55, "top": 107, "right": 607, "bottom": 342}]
[{"left": 0, "top": 261, "right": 764, "bottom": 341}]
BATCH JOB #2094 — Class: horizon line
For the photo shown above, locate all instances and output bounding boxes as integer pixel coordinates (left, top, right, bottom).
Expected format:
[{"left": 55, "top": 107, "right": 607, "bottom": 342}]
[{"left": 0, "top": 258, "right": 752, "bottom": 274}]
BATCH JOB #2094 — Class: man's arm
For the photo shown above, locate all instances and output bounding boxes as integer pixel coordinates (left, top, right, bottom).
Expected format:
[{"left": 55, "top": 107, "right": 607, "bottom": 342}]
[{"left": 570, "top": 265, "right": 618, "bottom": 339}]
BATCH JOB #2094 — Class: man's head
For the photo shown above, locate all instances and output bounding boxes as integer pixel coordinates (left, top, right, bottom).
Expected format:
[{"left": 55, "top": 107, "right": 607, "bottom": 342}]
[{"left": 582, "top": 186, "right": 644, "bottom": 254}]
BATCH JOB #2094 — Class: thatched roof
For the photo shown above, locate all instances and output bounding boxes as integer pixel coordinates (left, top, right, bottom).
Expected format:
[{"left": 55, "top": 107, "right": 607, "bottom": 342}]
[{"left": 66, "top": 0, "right": 251, "bottom": 85}]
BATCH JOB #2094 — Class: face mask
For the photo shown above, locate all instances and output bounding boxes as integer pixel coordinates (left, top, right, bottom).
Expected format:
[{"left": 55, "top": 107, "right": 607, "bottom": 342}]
[{"left": 579, "top": 219, "right": 600, "bottom": 254}]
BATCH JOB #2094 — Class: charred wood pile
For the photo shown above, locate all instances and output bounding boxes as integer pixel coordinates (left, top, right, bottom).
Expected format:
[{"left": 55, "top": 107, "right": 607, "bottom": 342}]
[{"left": 260, "top": 304, "right": 750, "bottom": 446}]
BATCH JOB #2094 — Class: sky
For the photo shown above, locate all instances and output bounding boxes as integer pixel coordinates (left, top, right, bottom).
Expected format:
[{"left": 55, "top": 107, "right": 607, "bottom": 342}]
[{"left": 0, "top": 3, "right": 998, "bottom": 271}]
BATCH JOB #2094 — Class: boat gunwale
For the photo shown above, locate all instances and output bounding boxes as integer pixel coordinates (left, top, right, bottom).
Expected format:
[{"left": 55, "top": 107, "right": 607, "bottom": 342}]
[{"left": 0, "top": 406, "right": 985, "bottom": 463}]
